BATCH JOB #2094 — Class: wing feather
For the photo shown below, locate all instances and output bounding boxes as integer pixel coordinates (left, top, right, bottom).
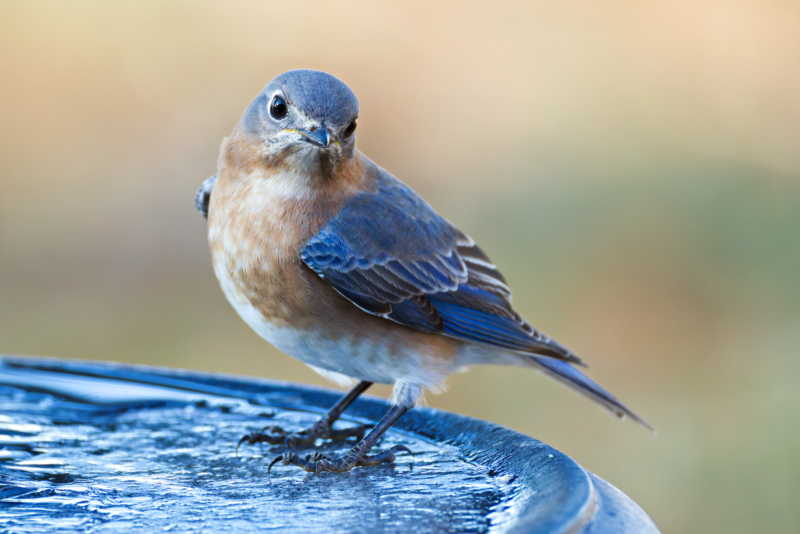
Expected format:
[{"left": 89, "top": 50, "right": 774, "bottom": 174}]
[{"left": 300, "top": 172, "right": 583, "bottom": 366}]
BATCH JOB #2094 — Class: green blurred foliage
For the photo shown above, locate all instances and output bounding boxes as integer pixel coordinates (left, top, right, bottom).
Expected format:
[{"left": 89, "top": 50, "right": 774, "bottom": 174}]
[{"left": 1, "top": 2, "right": 799, "bottom": 532}]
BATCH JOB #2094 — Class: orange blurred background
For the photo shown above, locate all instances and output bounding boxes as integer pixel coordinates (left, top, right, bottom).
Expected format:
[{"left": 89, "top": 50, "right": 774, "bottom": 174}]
[{"left": 2, "top": 2, "right": 799, "bottom": 532}]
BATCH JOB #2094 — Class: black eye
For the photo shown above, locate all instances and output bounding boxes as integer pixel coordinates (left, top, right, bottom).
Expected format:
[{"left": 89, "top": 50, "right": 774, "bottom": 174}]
[
  {"left": 342, "top": 119, "right": 357, "bottom": 139},
  {"left": 269, "top": 96, "right": 288, "bottom": 120}
]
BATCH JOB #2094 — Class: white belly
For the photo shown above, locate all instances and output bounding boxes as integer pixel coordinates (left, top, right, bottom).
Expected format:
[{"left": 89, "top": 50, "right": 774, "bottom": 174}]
[{"left": 213, "top": 261, "right": 461, "bottom": 395}]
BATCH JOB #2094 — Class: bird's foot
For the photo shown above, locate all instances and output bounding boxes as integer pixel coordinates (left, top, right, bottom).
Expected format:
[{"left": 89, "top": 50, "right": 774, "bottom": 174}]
[
  {"left": 237, "top": 417, "right": 368, "bottom": 451},
  {"left": 268, "top": 443, "right": 413, "bottom": 476}
]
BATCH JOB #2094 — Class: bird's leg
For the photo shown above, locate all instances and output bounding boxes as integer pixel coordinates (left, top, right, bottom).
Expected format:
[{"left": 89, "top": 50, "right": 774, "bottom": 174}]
[
  {"left": 269, "top": 403, "right": 412, "bottom": 475},
  {"left": 238, "top": 381, "right": 372, "bottom": 450}
]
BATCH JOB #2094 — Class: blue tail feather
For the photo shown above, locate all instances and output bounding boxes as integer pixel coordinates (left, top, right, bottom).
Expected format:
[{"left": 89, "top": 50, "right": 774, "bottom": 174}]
[{"left": 530, "top": 357, "right": 654, "bottom": 431}]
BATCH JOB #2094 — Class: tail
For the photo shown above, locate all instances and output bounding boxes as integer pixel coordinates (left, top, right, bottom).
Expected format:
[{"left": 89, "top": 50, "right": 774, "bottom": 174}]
[{"left": 529, "top": 356, "right": 655, "bottom": 432}]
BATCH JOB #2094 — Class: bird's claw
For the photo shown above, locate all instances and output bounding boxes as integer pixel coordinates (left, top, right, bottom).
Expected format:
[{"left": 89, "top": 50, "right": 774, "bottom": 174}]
[
  {"left": 268, "top": 445, "right": 413, "bottom": 476},
  {"left": 237, "top": 421, "right": 368, "bottom": 454},
  {"left": 268, "top": 451, "right": 329, "bottom": 475}
]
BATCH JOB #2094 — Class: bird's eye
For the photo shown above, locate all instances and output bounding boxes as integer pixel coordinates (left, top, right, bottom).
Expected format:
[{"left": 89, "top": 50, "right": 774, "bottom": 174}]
[
  {"left": 342, "top": 120, "right": 357, "bottom": 139},
  {"left": 269, "top": 96, "right": 288, "bottom": 120}
]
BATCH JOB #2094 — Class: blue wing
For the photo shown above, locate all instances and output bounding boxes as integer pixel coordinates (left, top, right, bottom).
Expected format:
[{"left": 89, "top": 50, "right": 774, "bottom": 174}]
[{"left": 300, "top": 171, "right": 584, "bottom": 366}]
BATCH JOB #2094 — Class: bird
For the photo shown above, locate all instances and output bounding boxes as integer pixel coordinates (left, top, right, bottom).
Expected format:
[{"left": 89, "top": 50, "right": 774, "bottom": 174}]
[{"left": 198, "top": 69, "right": 652, "bottom": 476}]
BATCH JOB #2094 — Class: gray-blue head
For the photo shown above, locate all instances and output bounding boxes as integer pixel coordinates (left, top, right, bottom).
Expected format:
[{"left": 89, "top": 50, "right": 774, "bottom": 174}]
[{"left": 240, "top": 70, "right": 360, "bottom": 168}]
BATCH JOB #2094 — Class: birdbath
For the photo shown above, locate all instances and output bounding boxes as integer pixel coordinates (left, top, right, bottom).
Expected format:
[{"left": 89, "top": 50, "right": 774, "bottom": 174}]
[{"left": 0, "top": 356, "right": 659, "bottom": 533}]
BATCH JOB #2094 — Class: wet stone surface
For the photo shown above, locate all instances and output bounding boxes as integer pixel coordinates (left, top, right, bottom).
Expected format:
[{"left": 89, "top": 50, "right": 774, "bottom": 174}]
[{"left": 0, "top": 378, "right": 519, "bottom": 533}]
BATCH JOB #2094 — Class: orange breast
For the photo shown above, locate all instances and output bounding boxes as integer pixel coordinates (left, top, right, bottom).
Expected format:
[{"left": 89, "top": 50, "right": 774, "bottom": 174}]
[{"left": 206, "top": 134, "right": 462, "bottom": 385}]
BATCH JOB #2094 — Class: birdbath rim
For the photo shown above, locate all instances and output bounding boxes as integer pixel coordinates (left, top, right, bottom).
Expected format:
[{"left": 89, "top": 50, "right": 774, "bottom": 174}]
[{"left": 0, "top": 356, "right": 658, "bottom": 534}]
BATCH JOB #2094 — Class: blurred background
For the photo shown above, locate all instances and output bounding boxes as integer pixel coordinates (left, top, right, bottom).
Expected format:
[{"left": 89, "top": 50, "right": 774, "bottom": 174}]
[{"left": 1, "top": 1, "right": 799, "bottom": 532}]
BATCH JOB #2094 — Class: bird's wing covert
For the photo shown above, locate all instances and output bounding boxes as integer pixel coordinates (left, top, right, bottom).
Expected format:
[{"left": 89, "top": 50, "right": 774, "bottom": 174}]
[
  {"left": 196, "top": 175, "right": 216, "bottom": 220},
  {"left": 300, "top": 174, "right": 582, "bottom": 364}
]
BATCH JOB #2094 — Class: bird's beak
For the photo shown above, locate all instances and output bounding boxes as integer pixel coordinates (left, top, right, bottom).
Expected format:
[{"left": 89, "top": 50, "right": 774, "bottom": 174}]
[{"left": 294, "top": 126, "right": 330, "bottom": 149}]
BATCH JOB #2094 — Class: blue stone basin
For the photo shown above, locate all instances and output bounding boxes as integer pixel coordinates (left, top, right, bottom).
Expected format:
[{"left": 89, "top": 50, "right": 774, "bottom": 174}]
[{"left": 0, "top": 356, "right": 658, "bottom": 533}]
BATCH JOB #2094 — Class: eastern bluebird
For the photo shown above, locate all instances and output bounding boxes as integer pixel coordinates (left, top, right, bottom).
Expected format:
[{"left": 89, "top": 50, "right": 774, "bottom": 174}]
[{"left": 198, "top": 69, "right": 651, "bottom": 475}]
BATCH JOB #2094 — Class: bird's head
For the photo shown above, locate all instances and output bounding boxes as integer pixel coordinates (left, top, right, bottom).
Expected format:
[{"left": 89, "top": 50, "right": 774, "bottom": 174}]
[{"left": 238, "top": 69, "right": 359, "bottom": 175}]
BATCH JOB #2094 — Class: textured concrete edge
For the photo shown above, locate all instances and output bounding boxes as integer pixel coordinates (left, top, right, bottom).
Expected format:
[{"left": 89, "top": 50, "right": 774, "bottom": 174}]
[{"left": 0, "top": 356, "right": 659, "bottom": 534}]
